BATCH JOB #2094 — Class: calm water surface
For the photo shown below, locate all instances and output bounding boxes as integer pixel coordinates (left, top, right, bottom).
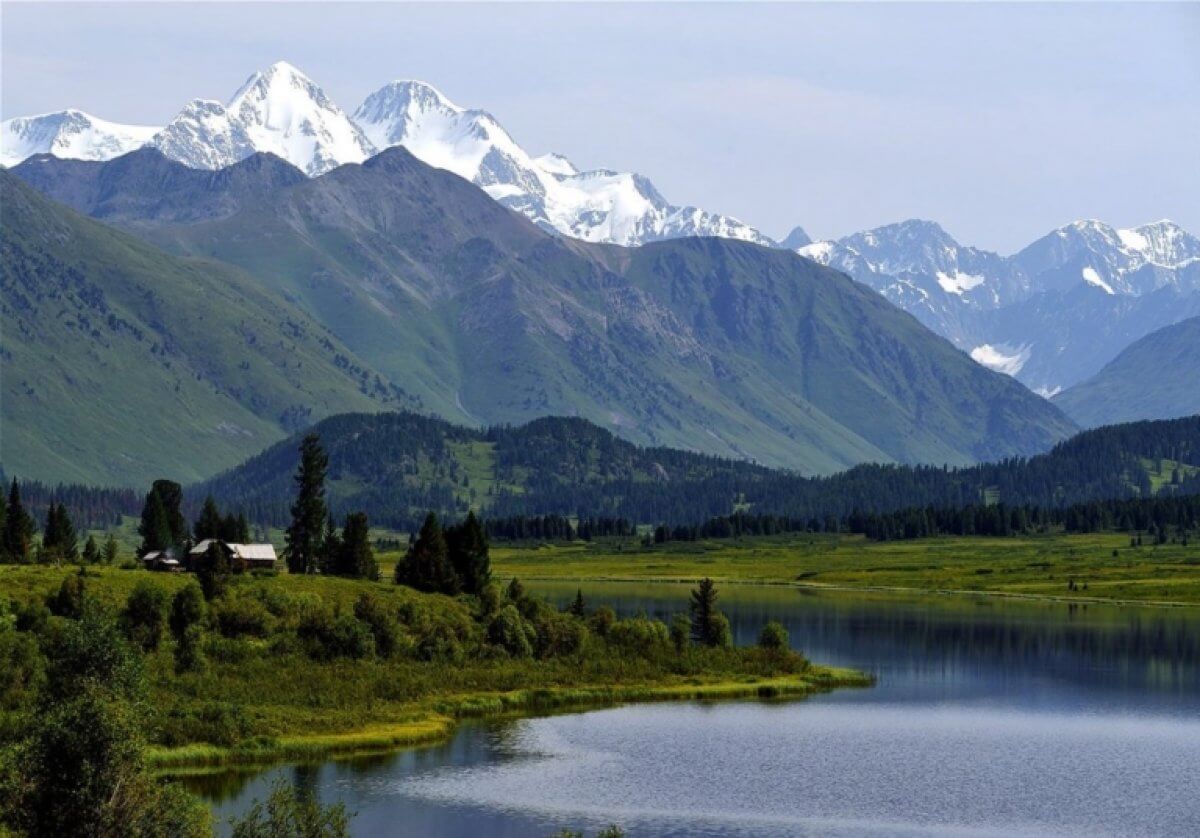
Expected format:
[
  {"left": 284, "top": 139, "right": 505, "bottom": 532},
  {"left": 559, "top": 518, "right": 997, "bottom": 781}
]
[{"left": 191, "top": 584, "right": 1200, "bottom": 836}]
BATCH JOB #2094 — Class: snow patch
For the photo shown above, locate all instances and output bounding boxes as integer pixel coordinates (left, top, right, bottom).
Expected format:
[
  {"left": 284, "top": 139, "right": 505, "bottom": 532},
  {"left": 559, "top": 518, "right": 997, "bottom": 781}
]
[
  {"left": 1034, "top": 385, "right": 1063, "bottom": 399},
  {"left": 934, "top": 270, "right": 986, "bottom": 296},
  {"left": 1081, "top": 266, "right": 1115, "bottom": 295},
  {"left": 970, "top": 343, "right": 1031, "bottom": 376}
]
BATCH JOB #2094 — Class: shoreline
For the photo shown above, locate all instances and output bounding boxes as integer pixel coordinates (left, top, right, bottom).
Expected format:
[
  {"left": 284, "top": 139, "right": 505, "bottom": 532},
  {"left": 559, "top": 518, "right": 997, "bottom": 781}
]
[
  {"left": 505, "top": 574, "right": 1200, "bottom": 610},
  {"left": 151, "top": 667, "right": 871, "bottom": 774}
]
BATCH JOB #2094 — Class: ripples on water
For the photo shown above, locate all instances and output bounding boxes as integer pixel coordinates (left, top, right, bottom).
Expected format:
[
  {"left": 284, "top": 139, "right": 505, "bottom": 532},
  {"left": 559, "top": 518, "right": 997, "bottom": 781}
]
[{"left": 196, "top": 585, "right": 1200, "bottom": 837}]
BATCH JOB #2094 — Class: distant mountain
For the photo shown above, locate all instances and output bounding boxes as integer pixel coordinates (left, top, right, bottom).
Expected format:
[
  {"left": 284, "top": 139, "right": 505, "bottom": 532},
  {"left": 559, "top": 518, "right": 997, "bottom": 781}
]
[
  {"left": 0, "top": 170, "right": 414, "bottom": 486},
  {"left": 3, "top": 61, "right": 772, "bottom": 247},
  {"left": 1053, "top": 317, "right": 1200, "bottom": 428},
  {"left": 151, "top": 61, "right": 374, "bottom": 176},
  {"left": 798, "top": 218, "right": 1200, "bottom": 393},
  {"left": 0, "top": 110, "right": 157, "bottom": 168},
  {"left": 351, "top": 79, "right": 773, "bottom": 247},
  {"left": 196, "top": 411, "right": 1200, "bottom": 531},
  {"left": 12, "top": 147, "right": 1076, "bottom": 477}
]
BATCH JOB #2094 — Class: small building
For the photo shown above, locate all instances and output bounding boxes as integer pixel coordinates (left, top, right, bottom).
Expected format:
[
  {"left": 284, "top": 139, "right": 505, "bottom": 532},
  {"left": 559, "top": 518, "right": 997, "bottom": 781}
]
[
  {"left": 187, "top": 539, "right": 278, "bottom": 572},
  {"left": 141, "top": 550, "right": 182, "bottom": 572}
]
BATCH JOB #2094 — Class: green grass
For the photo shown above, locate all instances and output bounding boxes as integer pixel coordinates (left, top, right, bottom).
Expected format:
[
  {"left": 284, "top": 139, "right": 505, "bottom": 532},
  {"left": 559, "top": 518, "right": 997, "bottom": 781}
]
[{"left": 492, "top": 531, "right": 1200, "bottom": 606}]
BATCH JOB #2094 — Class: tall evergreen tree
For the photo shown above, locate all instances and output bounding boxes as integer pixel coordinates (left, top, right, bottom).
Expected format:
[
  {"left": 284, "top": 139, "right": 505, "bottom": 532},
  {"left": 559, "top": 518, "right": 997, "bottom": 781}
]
[
  {"left": 81, "top": 535, "right": 100, "bottom": 565},
  {"left": 689, "top": 577, "right": 721, "bottom": 646},
  {"left": 446, "top": 511, "right": 491, "bottom": 595},
  {"left": 334, "top": 513, "right": 378, "bottom": 580},
  {"left": 284, "top": 434, "right": 328, "bottom": 575},
  {"left": 137, "top": 490, "right": 172, "bottom": 557},
  {"left": 149, "top": 480, "right": 189, "bottom": 546},
  {"left": 42, "top": 503, "right": 78, "bottom": 563},
  {"left": 321, "top": 512, "right": 341, "bottom": 574},
  {"left": 101, "top": 533, "right": 119, "bottom": 565},
  {"left": 193, "top": 496, "right": 223, "bottom": 541},
  {"left": 396, "top": 512, "right": 457, "bottom": 594},
  {"left": 2, "top": 479, "right": 36, "bottom": 562},
  {"left": 195, "top": 541, "right": 231, "bottom": 601}
]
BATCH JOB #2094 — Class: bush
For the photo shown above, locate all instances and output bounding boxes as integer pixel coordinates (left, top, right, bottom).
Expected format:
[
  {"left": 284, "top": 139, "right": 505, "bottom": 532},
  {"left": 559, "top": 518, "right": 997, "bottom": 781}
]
[
  {"left": 589, "top": 606, "right": 616, "bottom": 638},
  {"left": 229, "top": 777, "right": 349, "bottom": 838},
  {"left": 757, "top": 621, "right": 789, "bottom": 652},
  {"left": 487, "top": 605, "right": 536, "bottom": 658},
  {"left": 157, "top": 701, "right": 253, "bottom": 748},
  {"left": 708, "top": 613, "right": 733, "bottom": 649},
  {"left": 174, "top": 624, "right": 206, "bottom": 674},
  {"left": 46, "top": 573, "right": 86, "bottom": 619},
  {"left": 169, "top": 583, "right": 207, "bottom": 641},
  {"left": 669, "top": 614, "right": 691, "bottom": 653},
  {"left": 353, "top": 593, "right": 400, "bottom": 658},
  {"left": 213, "top": 596, "right": 273, "bottom": 638},
  {"left": 297, "top": 608, "right": 375, "bottom": 660},
  {"left": 121, "top": 580, "right": 169, "bottom": 651},
  {"left": 607, "top": 617, "right": 669, "bottom": 656}
]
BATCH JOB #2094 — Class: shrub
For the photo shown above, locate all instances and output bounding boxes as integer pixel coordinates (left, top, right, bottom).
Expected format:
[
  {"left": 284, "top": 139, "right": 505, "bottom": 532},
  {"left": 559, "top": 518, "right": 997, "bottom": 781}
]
[
  {"left": 353, "top": 593, "right": 400, "bottom": 658},
  {"left": 487, "top": 605, "right": 535, "bottom": 658},
  {"left": 169, "top": 583, "right": 207, "bottom": 641},
  {"left": 212, "top": 596, "right": 272, "bottom": 638},
  {"left": 174, "top": 624, "right": 206, "bottom": 674},
  {"left": 46, "top": 573, "right": 86, "bottom": 619},
  {"left": 757, "top": 621, "right": 789, "bottom": 652},
  {"left": 121, "top": 581, "right": 169, "bottom": 651},
  {"left": 669, "top": 614, "right": 691, "bottom": 653},
  {"left": 607, "top": 617, "right": 669, "bottom": 656},
  {"left": 229, "top": 777, "right": 349, "bottom": 838},
  {"left": 589, "top": 606, "right": 616, "bottom": 638}
]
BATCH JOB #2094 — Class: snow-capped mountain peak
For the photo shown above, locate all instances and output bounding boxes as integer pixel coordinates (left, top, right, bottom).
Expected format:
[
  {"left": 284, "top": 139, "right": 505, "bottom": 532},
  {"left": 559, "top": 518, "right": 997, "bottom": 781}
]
[
  {"left": 1, "top": 109, "right": 158, "bottom": 168},
  {"left": 352, "top": 79, "right": 773, "bottom": 247}
]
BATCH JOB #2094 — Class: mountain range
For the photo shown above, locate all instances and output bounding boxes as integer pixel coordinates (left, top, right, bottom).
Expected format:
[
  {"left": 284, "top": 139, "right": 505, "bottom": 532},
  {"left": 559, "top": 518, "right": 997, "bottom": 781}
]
[
  {"left": 7, "top": 145, "right": 1075, "bottom": 486},
  {"left": 2, "top": 61, "right": 777, "bottom": 249},
  {"left": 799, "top": 219, "right": 1200, "bottom": 394}
]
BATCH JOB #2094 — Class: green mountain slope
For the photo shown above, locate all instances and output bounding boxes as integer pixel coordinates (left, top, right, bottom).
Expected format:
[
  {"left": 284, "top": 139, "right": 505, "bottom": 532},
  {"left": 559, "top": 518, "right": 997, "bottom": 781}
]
[
  {"left": 196, "top": 411, "right": 1200, "bottom": 531},
  {"left": 1054, "top": 316, "right": 1200, "bottom": 428},
  {"left": 14, "top": 149, "right": 1076, "bottom": 474},
  {"left": 0, "top": 171, "right": 415, "bottom": 486}
]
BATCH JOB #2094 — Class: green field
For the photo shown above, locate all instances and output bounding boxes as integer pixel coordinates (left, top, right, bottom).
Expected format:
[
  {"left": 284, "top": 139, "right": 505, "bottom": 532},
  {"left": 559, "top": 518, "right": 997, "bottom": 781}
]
[{"left": 491, "top": 531, "right": 1200, "bottom": 606}]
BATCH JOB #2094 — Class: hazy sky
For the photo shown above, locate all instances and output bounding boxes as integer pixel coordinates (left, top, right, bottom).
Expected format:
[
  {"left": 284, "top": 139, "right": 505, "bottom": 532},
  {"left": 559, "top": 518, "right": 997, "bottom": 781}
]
[{"left": 3, "top": 2, "right": 1197, "bottom": 251}]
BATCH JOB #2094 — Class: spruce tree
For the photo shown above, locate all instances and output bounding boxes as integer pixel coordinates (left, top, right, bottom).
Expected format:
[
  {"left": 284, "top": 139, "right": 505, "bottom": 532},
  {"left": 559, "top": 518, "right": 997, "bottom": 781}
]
[
  {"left": 569, "top": 588, "right": 587, "bottom": 618},
  {"left": 82, "top": 535, "right": 100, "bottom": 565},
  {"left": 396, "top": 512, "right": 457, "bottom": 594},
  {"left": 689, "top": 577, "right": 721, "bottom": 646},
  {"left": 101, "top": 533, "right": 119, "bottom": 565},
  {"left": 336, "top": 513, "right": 378, "bottom": 580},
  {"left": 196, "top": 541, "right": 230, "bottom": 601},
  {"left": 2, "top": 479, "right": 36, "bottom": 562},
  {"left": 284, "top": 434, "right": 328, "bottom": 575},
  {"left": 44, "top": 504, "right": 78, "bottom": 563},
  {"left": 320, "top": 513, "right": 341, "bottom": 574},
  {"left": 194, "top": 496, "right": 223, "bottom": 541},
  {"left": 447, "top": 511, "right": 491, "bottom": 595},
  {"left": 137, "top": 490, "right": 171, "bottom": 557}
]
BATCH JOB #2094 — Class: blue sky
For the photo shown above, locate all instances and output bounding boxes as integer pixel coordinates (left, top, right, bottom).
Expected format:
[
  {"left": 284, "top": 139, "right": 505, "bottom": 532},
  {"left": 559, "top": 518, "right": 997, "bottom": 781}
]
[{"left": 3, "top": 2, "right": 1197, "bottom": 251}]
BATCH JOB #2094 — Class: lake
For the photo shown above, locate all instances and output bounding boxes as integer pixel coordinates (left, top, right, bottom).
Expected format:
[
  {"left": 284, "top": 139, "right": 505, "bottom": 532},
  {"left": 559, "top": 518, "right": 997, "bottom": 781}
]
[{"left": 190, "top": 583, "right": 1200, "bottom": 836}]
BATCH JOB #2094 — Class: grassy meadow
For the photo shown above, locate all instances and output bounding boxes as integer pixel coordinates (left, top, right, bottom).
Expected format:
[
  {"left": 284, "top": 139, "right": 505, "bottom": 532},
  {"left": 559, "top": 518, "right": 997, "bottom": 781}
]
[{"left": 489, "top": 531, "right": 1200, "bottom": 606}]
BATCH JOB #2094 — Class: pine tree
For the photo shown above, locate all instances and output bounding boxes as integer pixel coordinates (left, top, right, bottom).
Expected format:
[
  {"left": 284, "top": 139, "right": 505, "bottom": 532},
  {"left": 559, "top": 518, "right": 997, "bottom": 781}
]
[
  {"left": 42, "top": 503, "right": 78, "bottom": 563},
  {"left": 81, "top": 535, "right": 100, "bottom": 565},
  {"left": 284, "top": 434, "right": 328, "bottom": 575},
  {"left": 196, "top": 541, "right": 231, "bottom": 601},
  {"left": 2, "top": 479, "right": 36, "bottom": 562},
  {"left": 101, "top": 533, "right": 119, "bottom": 565},
  {"left": 335, "top": 513, "right": 378, "bottom": 580},
  {"left": 194, "top": 496, "right": 223, "bottom": 541},
  {"left": 569, "top": 588, "right": 587, "bottom": 618},
  {"left": 137, "top": 490, "right": 172, "bottom": 557},
  {"left": 446, "top": 511, "right": 491, "bottom": 595},
  {"left": 396, "top": 512, "right": 457, "bottom": 594},
  {"left": 320, "top": 513, "right": 341, "bottom": 574},
  {"left": 689, "top": 577, "right": 721, "bottom": 646},
  {"left": 149, "top": 480, "right": 188, "bottom": 546}
]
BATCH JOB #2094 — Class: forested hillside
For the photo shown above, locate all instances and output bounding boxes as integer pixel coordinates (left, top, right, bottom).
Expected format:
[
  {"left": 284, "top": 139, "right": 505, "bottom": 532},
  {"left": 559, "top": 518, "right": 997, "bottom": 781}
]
[{"left": 193, "top": 412, "right": 1200, "bottom": 530}]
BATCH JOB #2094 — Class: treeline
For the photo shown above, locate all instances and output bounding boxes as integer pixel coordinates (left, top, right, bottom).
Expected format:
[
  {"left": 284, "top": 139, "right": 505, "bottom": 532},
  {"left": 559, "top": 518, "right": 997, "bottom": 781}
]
[
  {"left": 0, "top": 468, "right": 141, "bottom": 529},
  {"left": 193, "top": 412, "right": 1200, "bottom": 531}
]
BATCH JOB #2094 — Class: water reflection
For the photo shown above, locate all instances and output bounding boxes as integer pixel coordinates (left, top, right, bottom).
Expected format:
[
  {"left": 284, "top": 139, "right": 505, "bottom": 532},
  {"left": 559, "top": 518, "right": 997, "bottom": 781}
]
[{"left": 188, "top": 585, "right": 1200, "bottom": 836}]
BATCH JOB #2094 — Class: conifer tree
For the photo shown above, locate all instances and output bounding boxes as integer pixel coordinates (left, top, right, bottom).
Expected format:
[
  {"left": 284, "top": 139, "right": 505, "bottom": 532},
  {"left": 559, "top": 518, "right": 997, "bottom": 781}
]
[
  {"left": 137, "top": 490, "right": 171, "bottom": 557},
  {"left": 689, "top": 577, "right": 722, "bottom": 646},
  {"left": 194, "top": 496, "right": 223, "bottom": 541},
  {"left": 396, "top": 512, "right": 457, "bottom": 594},
  {"left": 321, "top": 513, "right": 341, "bottom": 574},
  {"left": 101, "top": 533, "right": 119, "bottom": 565},
  {"left": 149, "top": 480, "right": 188, "bottom": 546},
  {"left": 284, "top": 434, "right": 328, "bottom": 575},
  {"left": 446, "top": 511, "right": 491, "bottom": 595},
  {"left": 2, "top": 479, "right": 36, "bottom": 562},
  {"left": 196, "top": 541, "right": 231, "bottom": 601},
  {"left": 335, "top": 513, "right": 378, "bottom": 580},
  {"left": 43, "top": 503, "right": 78, "bottom": 563},
  {"left": 82, "top": 535, "right": 100, "bottom": 565},
  {"left": 569, "top": 588, "right": 587, "bottom": 618}
]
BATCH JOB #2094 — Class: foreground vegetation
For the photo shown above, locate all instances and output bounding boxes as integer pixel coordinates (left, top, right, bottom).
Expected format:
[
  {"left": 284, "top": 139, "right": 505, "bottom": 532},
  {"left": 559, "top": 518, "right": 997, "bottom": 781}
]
[
  {"left": 0, "top": 562, "right": 864, "bottom": 836},
  {"left": 491, "top": 530, "right": 1200, "bottom": 606}
]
